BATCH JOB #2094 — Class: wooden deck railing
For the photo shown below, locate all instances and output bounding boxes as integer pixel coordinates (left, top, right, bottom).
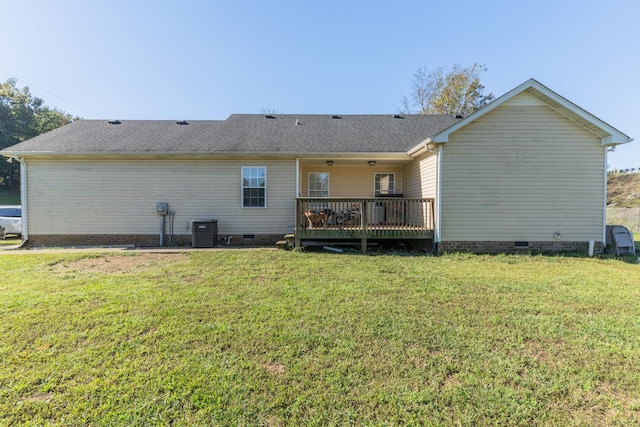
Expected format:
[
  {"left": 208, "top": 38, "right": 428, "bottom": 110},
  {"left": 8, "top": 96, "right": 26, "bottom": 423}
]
[{"left": 295, "top": 197, "right": 435, "bottom": 240}]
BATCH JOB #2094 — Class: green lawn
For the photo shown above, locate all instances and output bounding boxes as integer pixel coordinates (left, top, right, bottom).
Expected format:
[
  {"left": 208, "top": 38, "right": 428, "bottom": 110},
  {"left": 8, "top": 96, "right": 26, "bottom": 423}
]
[
  {"left": 0, "top": 237, "right": 21, "bottom": 246},
  {"left": 1, "top": 250, "right": 639, "bottom": 425}
]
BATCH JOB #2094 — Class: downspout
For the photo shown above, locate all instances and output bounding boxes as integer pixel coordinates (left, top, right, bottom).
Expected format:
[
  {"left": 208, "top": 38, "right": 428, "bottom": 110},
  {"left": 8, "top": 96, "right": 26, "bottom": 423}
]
[
  {"left": 16, "top": 156, "right": 28, "bottom": 242},
  {"left": 435, "top": 145, "right": 443, "bottom": 245},
  {"left": 603, "top": 146, "right": 613, "bottom": 247},
  {"left": 424, "top": 143, "right": 442, "bottom": 251},
  {"left": 295, "top": 158, "right": 300, "bottom": 233},
  {"left": 295, "top": 158, "right": 300, "bottom": 197}
]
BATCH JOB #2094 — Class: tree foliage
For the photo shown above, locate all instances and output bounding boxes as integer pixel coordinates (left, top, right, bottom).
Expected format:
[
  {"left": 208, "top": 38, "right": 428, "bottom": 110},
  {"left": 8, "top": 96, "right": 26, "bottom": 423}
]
[
  {"left": 0, "top": 78, "right": 76, "bottom": 188},
  {"left": 402, "top": 63, "right": 494, "bottom": 116}
]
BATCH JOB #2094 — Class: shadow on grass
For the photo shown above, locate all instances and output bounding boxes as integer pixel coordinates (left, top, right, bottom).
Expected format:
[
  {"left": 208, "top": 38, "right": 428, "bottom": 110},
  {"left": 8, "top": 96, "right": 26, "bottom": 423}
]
[
  {"left": 0, "top": 238, "right": 22, "bottom": 247},
  {"left": 302, "top": 239, "right": 640, "bottom": 264}
]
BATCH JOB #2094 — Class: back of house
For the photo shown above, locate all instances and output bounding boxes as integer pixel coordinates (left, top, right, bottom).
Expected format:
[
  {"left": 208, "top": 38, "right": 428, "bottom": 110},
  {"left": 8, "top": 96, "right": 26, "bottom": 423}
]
[{"left": 1, "top": 79, "right": 632, "bottom": 253}]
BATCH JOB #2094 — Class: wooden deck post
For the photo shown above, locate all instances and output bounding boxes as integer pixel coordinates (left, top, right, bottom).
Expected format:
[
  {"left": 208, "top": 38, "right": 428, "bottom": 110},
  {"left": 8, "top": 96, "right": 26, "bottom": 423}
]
[
  {"left": 361, "top": 199, "right": 368, "bottom": 253},
  {"left": 429, "top": 199, "right": 435, "bottom": 230}
]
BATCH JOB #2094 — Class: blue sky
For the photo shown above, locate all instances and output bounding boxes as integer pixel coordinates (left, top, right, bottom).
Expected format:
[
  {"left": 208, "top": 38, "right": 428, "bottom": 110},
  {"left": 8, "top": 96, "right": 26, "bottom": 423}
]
[{"left": 1, "top": 0, "right": 638, "bottom": 169}]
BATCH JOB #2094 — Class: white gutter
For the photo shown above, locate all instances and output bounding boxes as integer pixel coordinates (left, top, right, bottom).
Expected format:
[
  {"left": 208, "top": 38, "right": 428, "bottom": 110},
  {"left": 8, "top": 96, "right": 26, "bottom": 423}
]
[
  {"left": 17, "top": 156, "right": 28, "bottom": 241},
  {"left": 406, "top": 138, "right": 433, "bottom": 157},
  {"left": 0, "top": 150, "right": 412, "bottom": 160},
  {"left": 602, "top": 135, "right": 634, "bottom": 146}
]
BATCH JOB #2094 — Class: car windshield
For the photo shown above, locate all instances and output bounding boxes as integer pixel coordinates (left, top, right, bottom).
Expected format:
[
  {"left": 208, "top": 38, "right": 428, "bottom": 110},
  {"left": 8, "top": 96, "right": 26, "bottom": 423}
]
[{"left": 0, "top": 207, "right": 21, "bottom": 217}]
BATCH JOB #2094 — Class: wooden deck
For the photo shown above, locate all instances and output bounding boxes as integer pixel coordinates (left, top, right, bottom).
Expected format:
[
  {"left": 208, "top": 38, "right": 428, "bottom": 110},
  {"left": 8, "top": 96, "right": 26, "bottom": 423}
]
[{"left": 295, "top": 197, "right": 434, "bottom": 252}]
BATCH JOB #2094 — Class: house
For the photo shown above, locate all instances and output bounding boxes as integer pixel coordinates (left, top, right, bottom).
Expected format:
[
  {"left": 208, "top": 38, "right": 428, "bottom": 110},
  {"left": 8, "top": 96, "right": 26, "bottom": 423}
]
[{"left": 0, "top": 79, "right": 632, "bottom": 253}]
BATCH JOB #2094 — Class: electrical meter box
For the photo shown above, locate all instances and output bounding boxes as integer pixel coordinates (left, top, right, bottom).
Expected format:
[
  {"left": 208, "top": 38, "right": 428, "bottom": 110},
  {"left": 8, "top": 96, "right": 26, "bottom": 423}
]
[{"left": 156, "top": 202, "right": 168, "bottom": 215}]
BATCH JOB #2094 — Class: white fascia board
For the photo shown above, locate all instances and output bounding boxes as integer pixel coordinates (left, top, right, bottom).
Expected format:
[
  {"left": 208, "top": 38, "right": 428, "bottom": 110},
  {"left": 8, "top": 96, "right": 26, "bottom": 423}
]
[{"left": 526, "top": 80, "right": 632, "bottom": 146}]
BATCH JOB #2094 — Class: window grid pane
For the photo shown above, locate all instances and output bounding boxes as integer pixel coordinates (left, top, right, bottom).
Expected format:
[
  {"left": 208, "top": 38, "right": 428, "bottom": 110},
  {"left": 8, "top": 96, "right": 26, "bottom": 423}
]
[
  {"left": 308, "top": 173, "right": 329, "bottom": 197},
  {"left": 242, "top": 167, "right": 266, "bottom": 208},
  {"left": 375, "top": 173, "right": 395, "bottom": 196}
]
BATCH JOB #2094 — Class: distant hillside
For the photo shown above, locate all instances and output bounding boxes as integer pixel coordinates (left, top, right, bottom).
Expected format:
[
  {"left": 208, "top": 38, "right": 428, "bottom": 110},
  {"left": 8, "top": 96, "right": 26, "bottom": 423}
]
[{"left": 608, "top": 173, "right": 640, "bottom": 208}]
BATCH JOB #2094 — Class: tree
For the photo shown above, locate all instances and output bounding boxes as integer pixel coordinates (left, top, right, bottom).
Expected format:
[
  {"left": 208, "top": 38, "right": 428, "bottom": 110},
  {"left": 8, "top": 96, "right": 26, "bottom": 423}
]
[
  {"left": 402, "top": 63, "right": 494, "bottom": 116},
  {"left": 0, "top": 78, "right": 75, "bottom": 188}
]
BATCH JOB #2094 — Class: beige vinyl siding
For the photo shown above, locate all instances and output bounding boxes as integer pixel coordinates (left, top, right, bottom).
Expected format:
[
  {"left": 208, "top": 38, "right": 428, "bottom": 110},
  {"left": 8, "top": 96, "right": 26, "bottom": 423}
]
[
  {"left": 441, "top": 92, "right": 605, "bottom": 242},
  {"left": 300, "top": 165, "right": 403, "bottom": 197},
  {"left": 26, "top": 158, "right": 296, "bottom": 235},
  {"left": 403, "top": 153, "right": 437, "bottom": 198}
]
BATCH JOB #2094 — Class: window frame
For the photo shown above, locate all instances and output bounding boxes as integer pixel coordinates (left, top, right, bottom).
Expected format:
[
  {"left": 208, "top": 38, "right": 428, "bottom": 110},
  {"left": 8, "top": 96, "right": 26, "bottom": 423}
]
[
  {"left": 241, "top": 166, "right": 267, "bottom": 208},
  {"left": 373, "top": 172, "right": 396, "bottom": 197},
  {"left": 308, "top": 172, "right": 330, "bottom": 198}
]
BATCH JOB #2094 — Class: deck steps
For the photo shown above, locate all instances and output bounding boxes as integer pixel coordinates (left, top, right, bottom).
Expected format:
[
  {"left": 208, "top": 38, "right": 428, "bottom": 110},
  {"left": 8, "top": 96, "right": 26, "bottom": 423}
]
[{"left": 276, "top": 234, "right": 296, "bottom": 250}]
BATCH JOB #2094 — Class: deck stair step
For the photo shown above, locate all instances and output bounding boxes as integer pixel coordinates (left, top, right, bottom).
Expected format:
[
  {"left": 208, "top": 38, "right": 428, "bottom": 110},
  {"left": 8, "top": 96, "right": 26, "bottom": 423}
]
[{"left": 277, "top": 234, "right": 296, "bottom": 250}]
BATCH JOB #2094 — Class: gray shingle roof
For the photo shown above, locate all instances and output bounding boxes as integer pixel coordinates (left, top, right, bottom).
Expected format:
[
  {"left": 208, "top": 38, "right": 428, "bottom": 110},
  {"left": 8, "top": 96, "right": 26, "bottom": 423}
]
[{"left": 1, "top": 114, "right": 462, "bottom": 155}]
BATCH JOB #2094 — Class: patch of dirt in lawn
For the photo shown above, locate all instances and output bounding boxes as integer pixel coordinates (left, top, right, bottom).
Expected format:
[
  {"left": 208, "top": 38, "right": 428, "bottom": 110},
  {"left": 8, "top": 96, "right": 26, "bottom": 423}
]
[
  {"left": 21, "top": 392, "right": 54, "bottom": 403},
  {"left": 263, "top": 361, "right": 286, "bottom": 376},
  {"left": 53, "top": 253, "right": 189, "bottom": 274}
]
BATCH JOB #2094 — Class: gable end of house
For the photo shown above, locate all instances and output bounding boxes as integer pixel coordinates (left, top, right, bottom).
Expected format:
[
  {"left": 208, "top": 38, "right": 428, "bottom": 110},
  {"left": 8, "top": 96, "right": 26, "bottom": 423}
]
[{"left": 432, "top": 78, "right": 633, "bottom": 147}]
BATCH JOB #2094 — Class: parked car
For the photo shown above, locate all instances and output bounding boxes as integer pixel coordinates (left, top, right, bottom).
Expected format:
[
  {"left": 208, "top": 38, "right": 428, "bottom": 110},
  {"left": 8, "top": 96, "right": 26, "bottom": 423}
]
[{"left": 0, "top": 205, "right": 22, "bottom": 237}]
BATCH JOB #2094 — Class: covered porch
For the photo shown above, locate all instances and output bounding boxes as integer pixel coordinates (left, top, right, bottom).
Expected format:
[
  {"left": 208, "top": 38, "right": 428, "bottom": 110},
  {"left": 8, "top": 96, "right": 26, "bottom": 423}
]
[{"left": 294, "top": 197, "right": 435, "bottom": 252}]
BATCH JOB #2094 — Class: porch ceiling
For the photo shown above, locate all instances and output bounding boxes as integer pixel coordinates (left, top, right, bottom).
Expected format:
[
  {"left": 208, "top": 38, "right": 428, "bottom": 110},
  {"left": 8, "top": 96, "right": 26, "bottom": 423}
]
[{"left": 297, "top": 155, "right": 414, "bottom": 166}]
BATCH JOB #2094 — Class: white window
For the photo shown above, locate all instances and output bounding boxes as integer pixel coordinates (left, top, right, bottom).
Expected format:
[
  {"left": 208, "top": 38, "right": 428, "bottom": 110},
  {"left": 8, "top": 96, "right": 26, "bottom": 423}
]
[
  {"left": 374, "top": 173, "right": 395, "bottom": 196},
  {"left": 308, "top": 172, "right": 329, "bottom": 197},
  {"left": 242, "top": 166, "right": 266, "bottom": 208}
]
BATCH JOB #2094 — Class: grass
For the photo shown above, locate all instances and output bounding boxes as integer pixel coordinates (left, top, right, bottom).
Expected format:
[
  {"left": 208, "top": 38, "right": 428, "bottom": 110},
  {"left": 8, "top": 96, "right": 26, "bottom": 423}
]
[
  {"left": 1, "top": 250, "right": 639, "bottom": 426},
  {"left": 0, "top": 237, "right": 21, "bottom": 246}
]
